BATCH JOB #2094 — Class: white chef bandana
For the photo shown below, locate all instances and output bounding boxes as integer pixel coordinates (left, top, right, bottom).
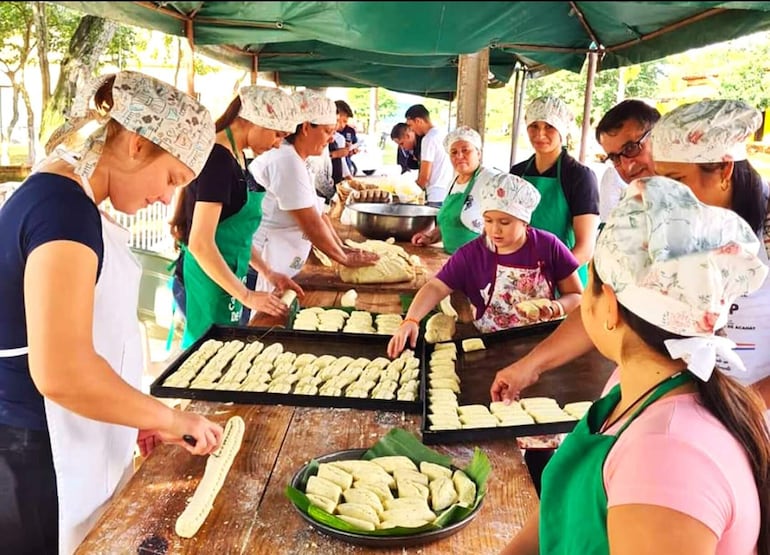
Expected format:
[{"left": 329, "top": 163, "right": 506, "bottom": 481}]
[
  {"left": 595, "top": 176, "right": 768, "bottom": 381},
  {"left": 58, "top": 70, "right": 215, "bottom": 180},
  {"left": 525, "top": 96, "right": 573, "bottom": 141},
  {"left": 444, "top": 125, "right": 482, "bottom": 152},
  {"left": 292, "top": 89, "right": 337, "bottom": 126},
  {"left": 651, "top": 99, "right": 761, "bottom": 163},
  {"left": 479, "top": 172, "right": 541, "bottom": 224},
  {"left": 239, "top": 86, "right": 302, "bottom": 134}
]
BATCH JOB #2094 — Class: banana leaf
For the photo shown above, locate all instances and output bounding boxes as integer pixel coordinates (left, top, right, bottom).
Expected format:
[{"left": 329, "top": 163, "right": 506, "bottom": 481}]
[{"left": 284, "top": 427, "right": 491, "bottom": 537}]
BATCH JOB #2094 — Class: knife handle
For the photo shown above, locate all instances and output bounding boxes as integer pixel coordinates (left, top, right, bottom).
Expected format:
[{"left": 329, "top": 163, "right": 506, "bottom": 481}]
[{"left": 182, "top": 434, "right": 197, "bottom": 447}]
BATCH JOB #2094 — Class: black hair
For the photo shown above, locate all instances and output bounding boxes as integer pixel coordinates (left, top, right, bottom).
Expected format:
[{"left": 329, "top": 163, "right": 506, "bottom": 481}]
[
  {"left": 335, "top": 100, "right": 354, "bottom": 117},
  {"left": 390, "top": 122, "right": 410, "bottom": 140},
  {"left": 595, "top": 99, "right": 661, "bottom": 143},
  {"left": 405, "top": 104, "right": 430, "bottom": 121}
]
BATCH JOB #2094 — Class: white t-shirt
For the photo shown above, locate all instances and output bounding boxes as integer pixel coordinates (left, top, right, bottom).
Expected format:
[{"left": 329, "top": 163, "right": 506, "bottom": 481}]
[
  {"left": 599, "top": 165, "right": 628, "bottom": 222},
  {"left": 249, "top": 142, "right": 321, "bottom": 251},
  {"left": 420, "top": 126, "right": 454, "bottom": 203},
  {"left": 332, "top": 132, "right": 351, "bottom": 178}
]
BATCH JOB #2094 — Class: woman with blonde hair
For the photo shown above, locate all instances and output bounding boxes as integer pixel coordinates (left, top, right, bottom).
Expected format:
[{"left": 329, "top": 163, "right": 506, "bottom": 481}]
[{"left": 0, "top": 71, "right": 223, "bottom": 554}]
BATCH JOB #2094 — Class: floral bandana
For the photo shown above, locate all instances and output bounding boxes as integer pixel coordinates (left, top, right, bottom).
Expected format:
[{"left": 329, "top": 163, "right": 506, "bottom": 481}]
[
  {"left": 595, "top": 176, "right": 768, "bottom": 380},
  {"left": 239, "top": 86, "right": 301, "bottom": 134},
  {"left": 651, "top": 99, "right": 761, "bottom": 163},
  {"left": 525, "top": 96, "right": 573, "bottom": 141},
  {"left": 444, "top": 125, "right": 482, "bottom": 152},
  {"left": 63, "top": 70, "right": 214, "bottom": 180},
  {"left": 291, "top": 89, "right": 337, "bottom": 126},
  {"left": 479, "top": 172, "right": 541, "bottom": 224}
]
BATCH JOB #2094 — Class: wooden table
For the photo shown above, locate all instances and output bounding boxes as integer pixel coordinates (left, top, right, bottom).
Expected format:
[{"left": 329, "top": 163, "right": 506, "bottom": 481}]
[{"left": 76, "top": 404, "right": 538, "bottom": 555}]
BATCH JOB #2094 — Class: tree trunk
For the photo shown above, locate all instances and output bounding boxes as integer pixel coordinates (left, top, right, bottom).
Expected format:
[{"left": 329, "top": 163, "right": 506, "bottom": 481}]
[
  {"left": 32, "top": 2, "right": 51, "bottom": 107},
  {"left": 174, "top": 37, "right": 182, "bottom": 88},
  {"left": 20, "top": 85, "right": 36, "bottom": 165},
  {"left": 5, "top": 83, "right": 20, "bottom": 146},
  {"left": 39, "top": 15, "right": 117, "bottom": 146}
]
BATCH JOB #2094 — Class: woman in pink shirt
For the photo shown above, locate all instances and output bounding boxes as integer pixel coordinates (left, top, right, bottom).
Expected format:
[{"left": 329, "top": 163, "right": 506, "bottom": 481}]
[{"left": 501, "top": 176, "right": 770, "bottom": 555}]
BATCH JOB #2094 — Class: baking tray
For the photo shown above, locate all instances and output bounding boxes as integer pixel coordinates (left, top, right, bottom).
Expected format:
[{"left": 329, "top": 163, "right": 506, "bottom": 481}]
[
  {"left": 420, "top": 320, "right": 617, "bottom": 444},
  {"left": 150, "top": 325, "right": 422, "bottom": 413},
  {"left": 288, "top": 448, "right": 483, "bottom": 547}
]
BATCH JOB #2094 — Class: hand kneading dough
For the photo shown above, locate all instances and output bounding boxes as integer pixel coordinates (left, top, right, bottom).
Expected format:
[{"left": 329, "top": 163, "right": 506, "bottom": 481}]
[
  {"left": 175, "top": 416, "right": 245, "bottom": 538},
  {"left": 339, "top": 256, "right": 415, "bottom": 284}
]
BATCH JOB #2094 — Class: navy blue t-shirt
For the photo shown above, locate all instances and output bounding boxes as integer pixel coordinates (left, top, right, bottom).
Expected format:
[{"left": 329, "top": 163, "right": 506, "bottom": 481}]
[{"left": 0, "top": 173, "right": 103, "bottom": 430}]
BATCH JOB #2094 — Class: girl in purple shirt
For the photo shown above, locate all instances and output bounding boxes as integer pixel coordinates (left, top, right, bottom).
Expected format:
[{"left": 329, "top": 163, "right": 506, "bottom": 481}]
[{"left": 388, "top": 172, "right": 582, "bottom": 358}]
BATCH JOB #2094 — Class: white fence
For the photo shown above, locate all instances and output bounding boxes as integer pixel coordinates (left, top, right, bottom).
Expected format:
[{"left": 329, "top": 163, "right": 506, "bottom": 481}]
[{"left": 1, "top": 182, "right": 174, "bottom": 255}]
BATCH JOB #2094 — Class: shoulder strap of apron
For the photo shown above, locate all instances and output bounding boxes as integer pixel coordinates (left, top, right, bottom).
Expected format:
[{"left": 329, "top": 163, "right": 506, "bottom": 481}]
[
  {"left": 224, "top": 127, "right": 245, "bottom": 171},
  {"left": 615, "top": 371, "right": 692, "bottom": 436},
  {"left": 459, "top": 167, "right": 482, "bottom": 201}
]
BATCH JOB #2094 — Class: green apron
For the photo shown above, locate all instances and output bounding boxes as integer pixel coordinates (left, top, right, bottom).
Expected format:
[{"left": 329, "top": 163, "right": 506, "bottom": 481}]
[
  {"left": 181, "top": 129, "right": 265, "bottom": 348},
  {"left": 436, "top": 167, "right": 482, "bottom": 254},
  {"left": 523, "top": 151, "right": 587, "bottom": 285},
  {"left": 539, "top": 371, "right": 692, "bottom": 554}
]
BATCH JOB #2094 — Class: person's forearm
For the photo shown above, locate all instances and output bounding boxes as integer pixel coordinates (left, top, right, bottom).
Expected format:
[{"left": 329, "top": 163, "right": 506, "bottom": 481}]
[
  {"left": 33, "top": 351, "right": 174, "bottom": 431},
  {"left": 571, "top": 242, "right": 594, "bottom": 266},
  {"left": 302, "top": 220, "right": 347, "bottom": 264},
  {"left": 323, "top": 214, "right": 346, "bottom": 249},
  {"left": 554, "top": 292, "right": 581, "bottom": 315},
  {"left": 405, "top": 280, "right": 451, "bottom": 323},
  {"left": 500, "top": 512, "right": 540, "bottom": 555},
  {"left": 188, "top": 238, "right": 249, "bottom": 303},
  {"left": 521, "top": 309, "right": 594, "bottom": 375},
  {"left": 249, "top": 246, "right": 274, "bottom": 282}
]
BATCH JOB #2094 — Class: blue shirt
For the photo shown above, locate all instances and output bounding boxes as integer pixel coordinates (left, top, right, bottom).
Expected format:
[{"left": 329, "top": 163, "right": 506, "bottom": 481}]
[{"left": 0, "top": 173, "right": 103, "bottom": 430}]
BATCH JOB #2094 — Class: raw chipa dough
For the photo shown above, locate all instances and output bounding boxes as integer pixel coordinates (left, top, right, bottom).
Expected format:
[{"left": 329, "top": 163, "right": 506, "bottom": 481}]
[
  {"left": 515, "top": 298, "right": 553, "bottom": 320},
  {"left": 303, "top": 455, "right": 477, "bottom": 530},
  {"left": 424, "top": 313, "right": 456, "bottom": 344},
  {"left": 175, "top": 416, "right": 245, "bottom": 538},
  {"left": 461, "top": 337, "right": 486, "bottom": 352},
  {"left": 338, "top": 239, "right": 417, "bottom": 284}
]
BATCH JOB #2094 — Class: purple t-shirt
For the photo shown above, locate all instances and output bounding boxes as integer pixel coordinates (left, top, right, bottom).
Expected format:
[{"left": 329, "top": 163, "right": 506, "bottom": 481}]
[{"left": 436, "top": 230, "right": 579, "bottom": 319}]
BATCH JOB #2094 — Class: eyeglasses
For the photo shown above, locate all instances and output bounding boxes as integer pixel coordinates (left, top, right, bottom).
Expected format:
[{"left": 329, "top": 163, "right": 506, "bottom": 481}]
[{"left": 604, "top": 128, "right": 652, "bottom": 166}]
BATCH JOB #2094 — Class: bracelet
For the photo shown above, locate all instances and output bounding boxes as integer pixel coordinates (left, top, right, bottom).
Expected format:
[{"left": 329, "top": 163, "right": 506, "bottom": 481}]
[{"left": 401, "top": 317, "right": 420, "bottom": 327}]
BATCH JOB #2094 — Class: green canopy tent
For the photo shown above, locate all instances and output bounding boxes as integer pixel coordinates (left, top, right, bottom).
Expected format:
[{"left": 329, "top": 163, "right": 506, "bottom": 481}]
[{"left": 54, "top": 1, "right": 770, "bottom": 93}]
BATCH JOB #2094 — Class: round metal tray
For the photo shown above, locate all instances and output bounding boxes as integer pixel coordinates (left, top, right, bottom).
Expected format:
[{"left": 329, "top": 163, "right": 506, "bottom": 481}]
[{"left": 289, "top": 448, "right": 484, "bottom": 548}]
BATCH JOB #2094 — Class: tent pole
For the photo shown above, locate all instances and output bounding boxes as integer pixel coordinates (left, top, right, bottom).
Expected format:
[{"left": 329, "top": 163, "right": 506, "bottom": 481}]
[
  {"left": 251, "top": 55, "right": 258, "bottom": 85},
  {"left": 456, "top": 48, "right": 489, "bottom": 144},
  {"left": 184, "top": 19, "right": 196, "bottom": 97},
  {"left": 510, "top": 67, "right": 527, "bottom": 168},
  {"left": 579, "top": 50, "right": 599, "bottom": 164}
]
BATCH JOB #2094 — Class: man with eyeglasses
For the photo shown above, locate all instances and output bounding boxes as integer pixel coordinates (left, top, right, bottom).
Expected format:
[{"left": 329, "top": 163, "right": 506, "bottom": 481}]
[{"left": 595, "top": 100, "right": 661, "bottom": 225}]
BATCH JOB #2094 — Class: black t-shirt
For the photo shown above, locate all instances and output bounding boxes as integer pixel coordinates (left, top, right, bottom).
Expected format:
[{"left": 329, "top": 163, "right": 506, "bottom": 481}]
[
  {"left": 181, "top": 143, "right": 247, "bottom": 243},
  {"left": 510, "top": 150, "right": 599, "bottom": 217}
]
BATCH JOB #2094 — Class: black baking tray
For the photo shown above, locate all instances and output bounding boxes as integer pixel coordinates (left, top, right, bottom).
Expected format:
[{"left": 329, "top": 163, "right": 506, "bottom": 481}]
[
  {"left": 420, "top": 320, "right": 617, "bottom": 444},
  {"left": 150, "top": 324, "right": 422, "bottom": 413}
]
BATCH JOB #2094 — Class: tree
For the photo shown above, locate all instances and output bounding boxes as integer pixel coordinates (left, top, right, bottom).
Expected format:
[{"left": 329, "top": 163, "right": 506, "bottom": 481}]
[
  {"left": 39, "top": 15, "right": 117, "bottom": 149},
  {"left": 31, "top": 2, "right": 50, "bottom": 107},
  {"left": 346, "top": 87, "right": 398, "bottom": 130},
  {"left": 0, "top": 2, "right": 36, "bottom": 164}
]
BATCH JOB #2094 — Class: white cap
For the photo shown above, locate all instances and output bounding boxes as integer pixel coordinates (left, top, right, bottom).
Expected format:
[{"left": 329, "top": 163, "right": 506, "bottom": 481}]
[
  {"left": 651, "top": 99, "right": 761, "bottom": 163},
  {"left": 239, "top": 86, "right": 302, "bottom": 134},
  {"left": 444, "top": 125, "right": 482, "bottom": 152},
  {"left": 479, "top": 172, "right": 541, "bottom": 223},
  {"left": 292, "top": 89, "right": 337, "bottom": 126},
  {"left": 525, "top": 96, "right": 573, "bottom": 141}
]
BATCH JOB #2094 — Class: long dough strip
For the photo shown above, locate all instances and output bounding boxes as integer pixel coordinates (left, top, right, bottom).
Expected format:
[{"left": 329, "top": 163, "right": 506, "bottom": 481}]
[{"left": 175, "top": 416, "right": 245, "bottom": 538}]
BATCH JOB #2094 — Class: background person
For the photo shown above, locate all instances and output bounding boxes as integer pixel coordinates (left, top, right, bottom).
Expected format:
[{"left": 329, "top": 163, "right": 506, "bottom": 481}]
[
  {"left": 168, "top": 86, "right": 305, "bottom": 348},
  {"left": 248, "top": 90, "right": 378, "bottom": 292},
  {"left": 388, "top": 172, "right": 581, "bottom": 358},
  {"left": 391, "top": 122, "right": 421, "bottom": 173},
  {"left": 411, "top": 126, "right": 501, "bottom": 254},
  {"left": 405, "top": 104, "right": 454, "bottom": 206},
  {"left": 0, "top": 71, "right": 223, "bottom": 555},
  {"left": 511, "top": 96, "right": 599, "bottom": 285},
  {"left": 501, "top": 176, "right": 770, "bottom": 555}
]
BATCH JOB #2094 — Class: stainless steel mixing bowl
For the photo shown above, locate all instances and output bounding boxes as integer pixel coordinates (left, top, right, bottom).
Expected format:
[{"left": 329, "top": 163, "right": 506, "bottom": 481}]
[{"left": 347, "top": 202, "right": 439, "bottom": 242}]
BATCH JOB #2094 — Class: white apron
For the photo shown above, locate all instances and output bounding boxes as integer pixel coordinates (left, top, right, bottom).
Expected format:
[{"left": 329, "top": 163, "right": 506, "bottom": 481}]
[
  {"left": 255, "top": 195, "right": 325, "bottom": 292},
  {"left": 0, "top": 171, "right": 143, "bottom": 554},
  {"left": 474, "top": 241, "right": 553, "bottom": 333}
]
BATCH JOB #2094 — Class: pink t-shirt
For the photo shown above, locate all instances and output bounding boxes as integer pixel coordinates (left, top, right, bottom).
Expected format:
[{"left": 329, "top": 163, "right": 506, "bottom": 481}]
[{"left": 601, "top": 375, "right": 759, "bottom": 554}]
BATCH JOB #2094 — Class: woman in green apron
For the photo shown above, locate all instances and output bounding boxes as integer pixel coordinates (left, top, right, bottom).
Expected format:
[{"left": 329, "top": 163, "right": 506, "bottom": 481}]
[
  {"left": 411, "top": 126, "right": 498, "bottom": 254},
  {"left": 511, "top": 96, "right": 600, "bottom": 285},
  {"left": 169, "top": 86, "right": 305, "bottom": 348},
  {"left": 500, "top": 177, "right": 770, "bottom": 555}
]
